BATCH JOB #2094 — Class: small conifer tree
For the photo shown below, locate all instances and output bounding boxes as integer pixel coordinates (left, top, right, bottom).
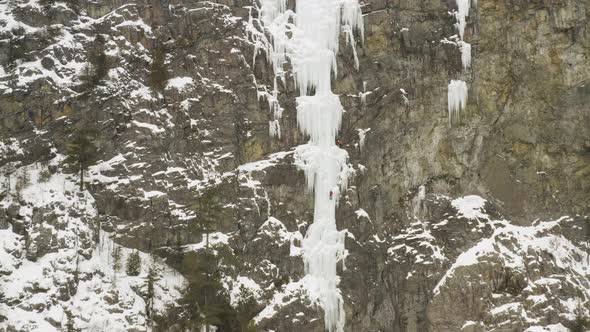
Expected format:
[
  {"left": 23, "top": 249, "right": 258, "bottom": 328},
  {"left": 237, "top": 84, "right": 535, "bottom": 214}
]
[
  {"left": 14, "top": 170, "right": 29, "bottom": 199},
  {"left": 190, "top": 187, "right": 223, "bottom": 252},
  {"left": 82, "top": 34, "right": 108, "bottom": 88},
  {"left": 149, "top": 43, "right": 168, "bottom": 92},
  {"left": 572, "top": 302, "right": 589, "bottom": 332},
  {"left": 64, "top": 127, "right": 99, "bottom": 191},
  {"left": 236, "top": 285, "right": 258, "bottom": 332},
  {"left": 126, "top": 251, "right": 141, "bottom": 276},
  {"left": 145, "top": 266, "right": 157, "bottom": 319},
  {"left": 39, "top": 168, "right": 51, "bottom": 183},
  {"left": 111, "top": 246, "right": 122, "bottom": 273},
  {"left": 65, "top": 309, "right": 77, "bottom": 332}
]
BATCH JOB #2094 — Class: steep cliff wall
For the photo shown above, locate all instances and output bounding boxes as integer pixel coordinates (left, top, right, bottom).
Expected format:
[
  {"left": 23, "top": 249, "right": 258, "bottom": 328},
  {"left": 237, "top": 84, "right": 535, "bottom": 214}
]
[{"left": 0, "top": 0, "right": 588, "bottom": 331}]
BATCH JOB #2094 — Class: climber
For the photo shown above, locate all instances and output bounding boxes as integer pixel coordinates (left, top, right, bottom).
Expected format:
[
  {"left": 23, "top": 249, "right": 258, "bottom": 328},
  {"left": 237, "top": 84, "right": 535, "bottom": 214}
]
[
  {"left": 336, "top": 138, "right": 343, "bottom": 147},
  {"left": 329, "top": 190, "right": 334, "bottom": 200}
]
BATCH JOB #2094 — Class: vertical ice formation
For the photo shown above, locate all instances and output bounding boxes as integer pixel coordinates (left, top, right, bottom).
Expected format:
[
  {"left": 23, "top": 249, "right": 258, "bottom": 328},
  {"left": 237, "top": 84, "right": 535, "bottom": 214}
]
[
  {"left": 400, "top": 88, "right": 409, "bottom": 105},
  {"left": 448, "top": 80, "right": 468, "bottom": 125},
  {"left": 447, "top": 0, "right": 474, "bottom": 125},
  {"left": 454, "top": 0, "right": 472, "bottom": 70},
  {"left": 458, "top": 40, "right": 471, "bottom": 70},
  {"left": 252, "top": 0, "right": 364, "bottom": 331},
  {"left": 454, "top": 0, "right": 470, "bottom": 40},
  {"left": 357, "top": 128, "right": 370, "bottom": 152}
]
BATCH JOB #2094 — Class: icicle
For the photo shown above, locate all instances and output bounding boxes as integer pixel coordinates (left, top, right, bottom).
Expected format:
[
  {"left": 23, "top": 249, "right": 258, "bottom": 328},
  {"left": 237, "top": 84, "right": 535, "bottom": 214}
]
[
  {"left": 447, "top": 80, "right": 468, "bottom": 125},
  {"left": 458, "top": 41, "right": 471, "bottom": 70},
  {"left": 341, "top": 0, "right": 365, "bottom": 44},
  {"left": 292, "top": 49, "right": 338, "bottom": 95},
  {"left": 343, "top": 25, "right": 360, "bottom": 70},
  {"left": 357, "top": 128, "right": 370, "bottom": 152},
  {"left": 454, "top": 0, "right": 470, "bottom": 40},
  {"left": 446, "top": 0, "right": 472, "bottom": 125},
  {"left": 296, "top": 93, "right": 343, "bottom": 146},
  {"left": 453, "top": 0, "right": 472, "bottom": 72},
  {"left": 359, "top": 81, "right": 368, "bottom": 106},
  {"left": 269, "top": 119, "right": 281, "bottom": 138},
  {"left": 400, "top": 88, "right": 409, "bottom": 105}
]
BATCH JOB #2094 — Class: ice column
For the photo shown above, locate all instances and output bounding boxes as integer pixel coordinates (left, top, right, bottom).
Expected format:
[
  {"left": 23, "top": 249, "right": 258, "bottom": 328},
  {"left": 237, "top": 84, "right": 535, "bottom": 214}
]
[
  {"left": 447, "top": 0, "right": 474, "bottom": 125},
  {"left": 253, "top": 0, "right": 364, "bottom": 330},
  {"left": 447, "top": 80, "right": 468, "bottom": 125},
  {"left": 455, "top": 0, "right": 471, "bottom": 70}
]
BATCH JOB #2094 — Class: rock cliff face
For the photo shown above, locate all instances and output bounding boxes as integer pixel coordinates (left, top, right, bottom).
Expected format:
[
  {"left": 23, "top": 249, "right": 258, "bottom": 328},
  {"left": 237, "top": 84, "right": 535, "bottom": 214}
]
[{"left": 0, "top": 0, "right": 589, "bottom": 331}]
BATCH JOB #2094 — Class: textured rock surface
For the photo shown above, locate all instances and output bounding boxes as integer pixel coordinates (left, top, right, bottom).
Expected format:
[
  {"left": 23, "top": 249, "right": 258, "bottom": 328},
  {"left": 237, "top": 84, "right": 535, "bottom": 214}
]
[{"left": 0, "top": 0, "right": 588, "bottom": 331}]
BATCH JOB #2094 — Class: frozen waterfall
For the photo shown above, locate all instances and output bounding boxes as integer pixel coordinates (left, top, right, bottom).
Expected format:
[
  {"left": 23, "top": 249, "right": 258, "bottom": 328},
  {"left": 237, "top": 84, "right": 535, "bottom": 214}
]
[{"left": 252, "top": 0, "right": 364, "bottom": 330}]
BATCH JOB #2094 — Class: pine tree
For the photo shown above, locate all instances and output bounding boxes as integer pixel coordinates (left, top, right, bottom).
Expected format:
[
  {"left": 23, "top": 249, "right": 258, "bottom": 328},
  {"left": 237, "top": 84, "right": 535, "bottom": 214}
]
[
  {"left": 14, "top": 169, "right": 29, "bottom": 200},
  {"left": 65, "top": 309, "right": 77, "bottom": 332},
  {"left": 190, "top": 188, "right": 223, "bottom": 252},
  {"left": 126, "top": 251, "right": 141, "bottom": 276},
  {"left": 0, "top": 290, "right": 5, "bottom": 323},
  {"left": 175, "top": 231, "right": 184, "bottom": 266},
  {"left": 181, "top": 188, "right": 238, "bottom": 331},
  {"left": 179, "top": 252, "right": 239, "bottom": 332},
  {"left": 72, "top": 254, "right": 80, "bottom": 295},
  {"left": 2, "top": 163, "right": 15, "bottom": 198},
  {"left": 39, "top": 168, "right": 52, "bottom": 183},
  {"left": 235, "top": 285, "right": 258, "bottom": 332},
  {"left": 64, "top": 127, "right": 98, "bottom": 191},
  {"left": 572, "top": 302, "right": 589, "bottom": 332},
  {"left": 81, "top": 34, "right": 108, "bottom": 89},
  {"left": 111, "top": 246, "right": 122, "bottom": 273},
  {"left": 93, "top": 217, "right": 100, "bottom": 244},
  {"left": 149, "top": 42, "right": 168, "bottom": 92},
  {"left": 145, "top": 266, "right": 157, "bottom": 320}
]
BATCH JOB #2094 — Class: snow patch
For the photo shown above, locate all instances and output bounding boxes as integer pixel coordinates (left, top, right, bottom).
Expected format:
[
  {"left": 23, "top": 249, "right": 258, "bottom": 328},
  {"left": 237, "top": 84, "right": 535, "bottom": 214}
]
[
  {"left": 451, "top": 195, "right": 487, "bottom": 219},
  {"left": 166, "top": 76, "right": 194, "bottom": 91}
]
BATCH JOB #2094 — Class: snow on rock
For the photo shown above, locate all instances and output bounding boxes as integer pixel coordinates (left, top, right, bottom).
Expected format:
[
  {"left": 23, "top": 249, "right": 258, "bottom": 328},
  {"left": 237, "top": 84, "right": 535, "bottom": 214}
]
[
  {"left": 226, "top": 276, "right": 263, "bottom": 307},
  {"left": 387, "top": 219, "right": 446, "bottom": 266},
  {"left": 0, "top": 157, "right": 186, "bottom": 332},
  {"left": 166, "top": 76, "right": 195, "bottom": 91},
  {"left": 238, "top": 151, "right": 292, "bottom": 173},
  {"left": 184, "top": 232, "right": 230, "bottom": 252},
  {"left": 432, "top": 216, "right": 590, "bottom": 320},
  {"left": 451, "top": 195, "right": 487, "bottom": 219},
  {"left": 524, "top": 323, "right": 570, "bottom": 332},
  {"left": 0, "top": 138, "right": 25, "bottom": 157},
  {"left": 131, "top": 120, "right": 165, "bottom": 134},
  {"left": 354, "top": 208, "right": 371, "bottom": 222},
  {"left": 0, "top": 1, "right": 40, "bottom": 34},
  {"left": 254, "top": 280, "right": 308, "bottom": 324},
  {"left": 258, "top": 217, "right": 297, "bottom": 244}
]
